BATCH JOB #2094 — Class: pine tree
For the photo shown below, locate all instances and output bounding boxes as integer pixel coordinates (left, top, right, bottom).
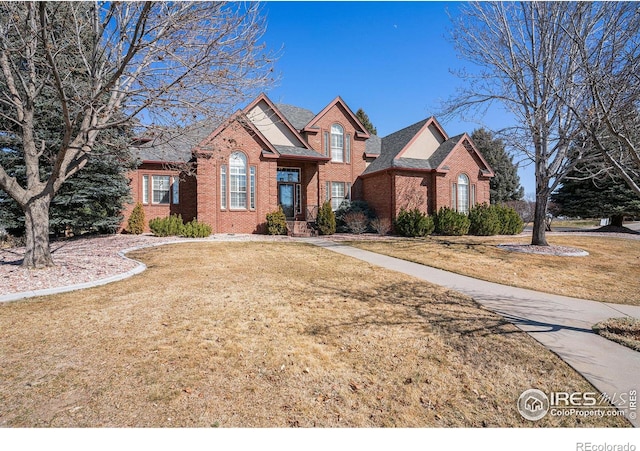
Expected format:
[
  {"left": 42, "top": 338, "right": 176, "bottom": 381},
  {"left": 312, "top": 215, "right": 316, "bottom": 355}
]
[
  {"left": 356, "top": 108, "right": 377, "bottom": 135},
  {"left": 471, "top": 128, "right": 524, "bottom": 204},
  {"left": 552, "top": 166, "right": 640, "bottom": 227}
]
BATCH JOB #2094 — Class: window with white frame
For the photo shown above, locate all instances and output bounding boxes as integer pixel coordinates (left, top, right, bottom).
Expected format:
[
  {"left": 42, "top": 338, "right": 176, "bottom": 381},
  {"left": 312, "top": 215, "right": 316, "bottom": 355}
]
[
  {"left": 457, "top": 174, "right": 470, "bottom": 214},
  {"left": 152, "top": 175, "right": 170, "bottom": 204},
  {"left": 142, "top": 175, "right": 149, "bottom": 204},
  {"left": 172, "top": 176, "right": 179, "bottom": 204},
  {"left": 331, "top": 181, "right": 347, "bottom": 211},
  {"left": 229, "top": 152, "right": 247, "bottom": 209},
  {"left": 250, "top": 166, "right": 256, "bottom": 210},
  {"left": 220, "top": 165, "right": 227, "bottom": 209},
  {"left": 331, "top": 124, "right": 344, "bottom": 162}
]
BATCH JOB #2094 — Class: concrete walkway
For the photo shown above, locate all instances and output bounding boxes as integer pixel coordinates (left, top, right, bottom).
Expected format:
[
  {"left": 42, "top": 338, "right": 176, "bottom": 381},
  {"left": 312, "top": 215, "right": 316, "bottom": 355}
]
[{"left": 305, "top": 238, "right": 640, "bottom": 427}]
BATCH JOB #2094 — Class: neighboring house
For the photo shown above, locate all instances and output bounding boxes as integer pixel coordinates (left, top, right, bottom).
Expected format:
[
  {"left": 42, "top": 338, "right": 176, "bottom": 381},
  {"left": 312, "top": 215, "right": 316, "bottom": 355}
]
[{"left": 121, "top": 93, "right": 494, "bottom": 234}]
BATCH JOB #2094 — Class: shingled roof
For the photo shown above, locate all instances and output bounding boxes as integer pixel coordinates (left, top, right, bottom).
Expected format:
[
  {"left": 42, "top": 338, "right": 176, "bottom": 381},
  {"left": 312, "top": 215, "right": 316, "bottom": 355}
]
[
  {"left": 275, "top": 103, "right": 316, "bottom": 131},
  {"left": 362, "top": 116, "right": 467, "bottom": 175},
  {"left": 130, "top": 123, "right": 215, "bottom": 163}
]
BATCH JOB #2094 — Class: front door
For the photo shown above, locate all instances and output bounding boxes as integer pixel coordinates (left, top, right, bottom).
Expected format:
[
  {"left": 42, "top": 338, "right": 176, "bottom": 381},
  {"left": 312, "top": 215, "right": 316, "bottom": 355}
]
[{"left": 279, "top": 183, "right": 295, "bottom": 218}]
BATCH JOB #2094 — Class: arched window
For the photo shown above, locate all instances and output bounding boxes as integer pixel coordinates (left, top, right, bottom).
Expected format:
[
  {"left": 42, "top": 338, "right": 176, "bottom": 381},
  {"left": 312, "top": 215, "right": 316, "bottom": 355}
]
[
  {"left": 229, "top": 152, "right": 247, "bottom": 209},
  {"left": 330, "top": 124, "right": 344, "bottom": 162},
  {"left": 457, "top": 174, "right": 469, "bottom": 214}
]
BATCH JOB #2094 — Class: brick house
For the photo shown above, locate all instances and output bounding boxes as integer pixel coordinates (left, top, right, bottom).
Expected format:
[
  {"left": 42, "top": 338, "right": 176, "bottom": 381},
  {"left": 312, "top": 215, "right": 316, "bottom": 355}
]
[{"left": 122, "top": 93, "right": 494, "bottom": 234}]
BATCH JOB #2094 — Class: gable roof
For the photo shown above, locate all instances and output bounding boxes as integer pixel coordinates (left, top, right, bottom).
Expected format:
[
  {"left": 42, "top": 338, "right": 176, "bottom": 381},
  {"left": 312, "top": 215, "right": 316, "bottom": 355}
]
[
  {"left": 362, "top": 116, "right": 493, "bottom": 177},
  {"left": 276, "top": 103, "right": 316, "bottom": 131},
  {"left": 130, "top": 123, "right": 215, "bottom": 163},
  {"left": 303, "top": 96, "right": 371, "bottom": 139}
]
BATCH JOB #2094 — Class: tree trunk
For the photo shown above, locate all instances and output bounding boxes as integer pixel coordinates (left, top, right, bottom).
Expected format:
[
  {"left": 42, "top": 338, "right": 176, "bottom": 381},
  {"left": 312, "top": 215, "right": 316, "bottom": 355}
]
[
  {"left": 23, "top": 195, "right": 55, "bottom": 268},
  {"left": 609, "top": 214, "right": 624, "bottom": 228},
  {"left": 531, "top": 192, "right": 550, "bottom": 246}
]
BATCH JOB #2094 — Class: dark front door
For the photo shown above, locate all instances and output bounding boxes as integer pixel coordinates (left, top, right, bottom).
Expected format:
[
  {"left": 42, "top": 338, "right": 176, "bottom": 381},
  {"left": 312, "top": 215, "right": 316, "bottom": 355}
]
[{"left": 279, "top": 183, "right": 295, "bottom": 218}]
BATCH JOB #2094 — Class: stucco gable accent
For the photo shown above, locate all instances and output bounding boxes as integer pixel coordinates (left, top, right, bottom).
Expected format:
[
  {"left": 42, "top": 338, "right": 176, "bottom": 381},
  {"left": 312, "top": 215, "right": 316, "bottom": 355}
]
[
  {"left": 304, "top": 96, "right": 371, "bottom": 139},
  {"left": 396, "top": 117, "right": 449, "bottom": 161},
  {"left": 244, "top": 95, "right": 309, "bottom": 149}
]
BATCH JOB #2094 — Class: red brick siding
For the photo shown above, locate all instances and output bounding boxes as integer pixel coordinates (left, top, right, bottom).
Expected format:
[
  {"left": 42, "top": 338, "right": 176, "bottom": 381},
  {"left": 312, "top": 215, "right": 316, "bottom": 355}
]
[
  {"left": 120, "top": 163, "right": 196, "bottom": 233},
  {"left": 362, "top": 171, "right": 393, "bottom": 223}
]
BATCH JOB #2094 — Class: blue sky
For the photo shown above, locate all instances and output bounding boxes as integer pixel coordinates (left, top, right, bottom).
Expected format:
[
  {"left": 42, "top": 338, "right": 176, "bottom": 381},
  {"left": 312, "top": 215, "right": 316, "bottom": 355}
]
[{"left": 260, "top": 1, "right": 535, "bottom": 197}]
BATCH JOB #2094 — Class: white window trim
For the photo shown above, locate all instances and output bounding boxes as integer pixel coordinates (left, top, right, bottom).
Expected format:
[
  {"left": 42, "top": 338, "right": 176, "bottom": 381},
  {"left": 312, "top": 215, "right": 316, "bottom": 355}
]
[
  {"left": 330, "top": 124, "right": 344, "bottom": 163},
  {"left": 152, "top": 175, "right": 171, "bottom": 205},
  {"left": 142, "top": 175, "right": 149, "bottom": 204}
]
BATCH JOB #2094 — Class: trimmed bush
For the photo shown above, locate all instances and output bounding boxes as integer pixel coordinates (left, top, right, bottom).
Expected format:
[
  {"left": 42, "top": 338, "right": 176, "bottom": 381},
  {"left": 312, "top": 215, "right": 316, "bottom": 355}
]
[
  {"left": 266, "top": 206, "right": 288, "bottom": 235},
  {"left": 434, "top": 207, "right": 470, "bottom": 236},
  {"left": 335, "top": 200, "right": 375, "bottom": 232},
  {"left": 497, "top": 205, "right": 524, "bottom": 235},
  {"left": 316, "top": 201, "right": 336, "bottom": 235},
  {"left": 371, "top": 217, "right": 391, "bottom": 236},
  {"left": 344, "top": 211, "right": 368, "bottom": 234},
  {"left": 149, "top": 214, "right": 185, "bottom": 237},
  {"left": 182, "top": 219, "right": 212, "bottom": 238},
  {"left": 468, "top": 203, "right": 502, "bottom": 236},
  {"left": 127, "top": 202, "right": 145, "bottom": 235},
  {"left": 394, "top": 208, "right": 434, "bottom": 237}
]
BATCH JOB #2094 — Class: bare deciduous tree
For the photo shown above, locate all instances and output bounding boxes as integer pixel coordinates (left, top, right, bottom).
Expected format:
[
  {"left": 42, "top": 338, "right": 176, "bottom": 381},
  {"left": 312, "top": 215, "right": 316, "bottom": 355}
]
[
  {"left": 447, "top": 2, "right": 596, "bottom": 246},
  {"left": 0, "top": 2, "right": 274, "bottom": 267},
  {"left": 562, "top": 2, "right": 640, "bottom": 195}
]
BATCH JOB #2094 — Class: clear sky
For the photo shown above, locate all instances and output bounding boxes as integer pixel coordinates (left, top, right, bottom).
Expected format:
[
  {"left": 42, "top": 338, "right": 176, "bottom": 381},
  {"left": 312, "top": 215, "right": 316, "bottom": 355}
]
[{"left": 260, "top": 1, "right": 536, "bottom": 197}]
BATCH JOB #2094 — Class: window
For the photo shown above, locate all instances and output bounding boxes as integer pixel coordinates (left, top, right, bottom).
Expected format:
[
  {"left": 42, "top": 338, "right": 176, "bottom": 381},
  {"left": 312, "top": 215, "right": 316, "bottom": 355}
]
[
  {"left": 229, "top": 152, "right": 247, "bottom": 209},
  {"left": 172, "top": 176, "right": 179, "bottom": 204},
  {"left": 142, "top": 175, "right": 149, "bottom": 204},
  {"left": 276, "top": 168, "right": 300, "bottom": 182},
  {"left": 250, "top": 166, "right": 256, "bottom": 210},
  {"left": 331, "top": 124, "right": 344, "bottom": 162},
  {"left": 331, "top": 181, "right": 346, "bottom": 211},
  {"left": 152, "top": 175, "right": 170, "bottom": 204},
  {"left": 457, "top": 174, "right": 470, "bottom": 214},
  {"left": 323, "top": 131, "right": 329, "bottom": 156},
  {"left": 345, "top": 133, "right": 351, "bottom": 163},
  {"left": 220, "top": 165, "right": 227, "bottom": 209}
]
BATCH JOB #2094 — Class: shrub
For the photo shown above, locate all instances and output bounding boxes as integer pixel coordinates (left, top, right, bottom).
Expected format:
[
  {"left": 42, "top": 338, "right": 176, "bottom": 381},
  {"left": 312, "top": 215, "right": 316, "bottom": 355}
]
[
  {"left": 182, "top": 219, "right": 212, "bottom": 238},
  {"left": 371, "top": 217, "right": 392, "bottom": 236},
  {"left": 335, "top": 200, "right": 375, "bottom": 232},
  {"left": 266, "top": 206, "right": 288, "bottom": 235},
  {"left": 468, "top": 203, "right": 502, "bottom": 236},
  {"left": 394, "top": 208, "right": 434, "bottom": 237},
  {"left": 434, "top": 207, "right": 470, "bottom": 236},
  {"left": 497, "top": 205, "right": 525, "bottom": 235},
  {"left": 127, "top": 202, "right": 145, "bottom": 235},
  {"left": 149, "top": 214, "right": 185, "bottom": 237},
  {"left": 316, "top": 201, "right": 336, "bottom": 235},
  {"left": 343, "top": 211, "right": 368, "bottom": 234}
]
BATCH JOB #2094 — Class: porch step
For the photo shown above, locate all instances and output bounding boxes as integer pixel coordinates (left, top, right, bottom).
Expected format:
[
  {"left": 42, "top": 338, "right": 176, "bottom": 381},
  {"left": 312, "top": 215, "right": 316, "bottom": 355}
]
[{"left": 287, "top": 221, "right": 316, "bottom": 237}]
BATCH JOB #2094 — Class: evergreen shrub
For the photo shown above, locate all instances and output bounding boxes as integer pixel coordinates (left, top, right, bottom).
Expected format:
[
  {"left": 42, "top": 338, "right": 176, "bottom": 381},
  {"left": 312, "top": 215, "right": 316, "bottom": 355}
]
[
  {"left": 316, "top": 201, "right": 336, "bottom": 235},
  {"left": 394, "top": 208, "right": 434, "bottom": 237},
  {"left": 182, "top": 219, "right": 212, "bottom": 238},
  {"left": 468, "top": 203, "right": 502, "bottom": 236},
  {"left": 266, "top": 206, "right": 288, "bottom": 235},
  {"left": 127, "top": 203, "right": 146, "bottom": 235},
  {"left": 497, "top": 205, "right": 524, "bottom": 235},
  {"left": 149, "top": 214, "right": 185, "bottom": 237},
  {"left": 434, "top": 207, "right": 470, "bottom": 236}
]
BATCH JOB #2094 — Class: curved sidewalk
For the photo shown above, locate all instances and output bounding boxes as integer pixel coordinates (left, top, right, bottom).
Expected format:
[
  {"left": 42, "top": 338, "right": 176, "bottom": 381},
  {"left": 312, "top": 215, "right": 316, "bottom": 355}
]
[{"left": 306, "top": 238, "right": 640, "bottom": 427}]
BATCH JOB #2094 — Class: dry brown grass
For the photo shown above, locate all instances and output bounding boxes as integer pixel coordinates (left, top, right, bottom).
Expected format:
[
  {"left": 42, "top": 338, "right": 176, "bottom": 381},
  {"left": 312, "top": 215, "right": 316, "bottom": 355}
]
[
  {"left": 0, "top": 242, "right": 629, "bottom": 427},
  {"left": 348, "top": 235, "right": 640, "bottom": 305}
]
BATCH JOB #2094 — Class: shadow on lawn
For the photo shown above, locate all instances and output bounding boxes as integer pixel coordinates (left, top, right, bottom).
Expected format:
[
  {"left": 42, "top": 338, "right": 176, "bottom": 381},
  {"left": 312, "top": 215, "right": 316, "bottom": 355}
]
[{"left": 303, "top": 280, "right": 519, "bottom": 339}]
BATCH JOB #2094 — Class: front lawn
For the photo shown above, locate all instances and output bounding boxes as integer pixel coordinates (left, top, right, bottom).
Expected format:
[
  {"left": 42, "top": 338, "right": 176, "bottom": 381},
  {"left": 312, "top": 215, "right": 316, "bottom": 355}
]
[
  {"left": 348, "top": 235, "right": 640, "bottom": 305},
  {"left": 0, "top": 242, "right": 629, "bottom": 427}
]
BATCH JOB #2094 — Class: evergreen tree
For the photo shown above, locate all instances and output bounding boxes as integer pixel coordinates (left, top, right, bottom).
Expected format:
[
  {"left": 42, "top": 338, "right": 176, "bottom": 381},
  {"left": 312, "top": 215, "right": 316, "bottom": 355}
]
[
  {"left": 356, "top": 108, "right": 377, "bottom": 135},
  {"left": 552, "top": 165, "right": 640, "bottom": 227},
  {"left": 471, "top": 128, "right": 524, "bottom": 204}
]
